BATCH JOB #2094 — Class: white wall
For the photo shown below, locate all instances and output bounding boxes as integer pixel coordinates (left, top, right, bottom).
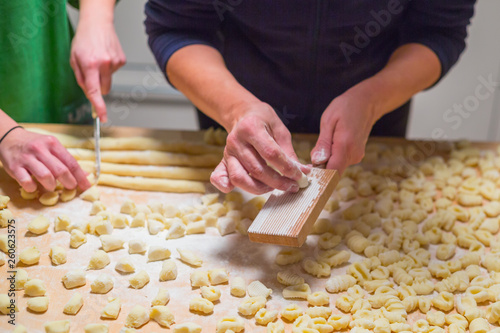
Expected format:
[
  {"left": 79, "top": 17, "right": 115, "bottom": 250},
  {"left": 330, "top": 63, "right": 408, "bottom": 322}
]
[{"left": 70, "top": 0, "right": 500, "bottom": 137}]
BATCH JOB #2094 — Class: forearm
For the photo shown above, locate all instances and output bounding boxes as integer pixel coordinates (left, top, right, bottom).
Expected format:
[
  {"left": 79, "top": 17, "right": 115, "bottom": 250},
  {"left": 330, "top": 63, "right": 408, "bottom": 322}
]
[
  {"left": 353, "top": 43, "right": 441, "bottom": 122},
  {"left": 167, "top": 45, "right": 262, "bottom": 132},
  {"left": 78, "top": 0, "right": 116, "bottom": 25},
  {"left": 0, "top": 110, "right": 20, "bottom": 136}
]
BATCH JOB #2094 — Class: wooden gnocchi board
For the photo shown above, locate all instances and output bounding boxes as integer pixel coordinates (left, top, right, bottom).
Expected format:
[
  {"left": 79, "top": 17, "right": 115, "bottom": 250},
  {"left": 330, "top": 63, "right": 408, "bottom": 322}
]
[{"left": 0, "top": 123, "right": 498, "bottom": 332}]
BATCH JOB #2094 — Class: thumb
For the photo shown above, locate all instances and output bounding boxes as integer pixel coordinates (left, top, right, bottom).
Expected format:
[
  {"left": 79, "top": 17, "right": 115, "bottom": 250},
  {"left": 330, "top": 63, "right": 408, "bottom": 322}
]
[
  {"left": 311, "top": 119, "right": 336, "bottom": 166},
  {"left": 210, "top": 160, "right": 234, "bottom": 193},
  {"left": 84, "top": 68, "right": 108, "bottom": 123}
]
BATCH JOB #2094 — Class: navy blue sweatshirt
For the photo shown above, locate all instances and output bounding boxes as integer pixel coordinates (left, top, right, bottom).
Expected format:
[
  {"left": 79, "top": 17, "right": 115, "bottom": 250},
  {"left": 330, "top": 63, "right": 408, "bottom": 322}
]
[{"left": 145, "top": 0, "right": 476, "bottom": 133}]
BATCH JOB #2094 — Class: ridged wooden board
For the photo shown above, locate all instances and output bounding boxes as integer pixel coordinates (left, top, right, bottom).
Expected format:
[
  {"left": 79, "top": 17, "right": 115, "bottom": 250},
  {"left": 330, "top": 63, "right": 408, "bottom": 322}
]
[{"left": 248, "top": 168, "right": 339, "bottom": 247}]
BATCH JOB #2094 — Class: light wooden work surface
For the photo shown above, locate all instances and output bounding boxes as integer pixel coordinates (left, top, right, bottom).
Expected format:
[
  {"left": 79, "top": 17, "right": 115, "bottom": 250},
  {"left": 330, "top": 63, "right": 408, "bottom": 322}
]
[{"left": 1, "top": 124, "right": 498, "bottom": 332}]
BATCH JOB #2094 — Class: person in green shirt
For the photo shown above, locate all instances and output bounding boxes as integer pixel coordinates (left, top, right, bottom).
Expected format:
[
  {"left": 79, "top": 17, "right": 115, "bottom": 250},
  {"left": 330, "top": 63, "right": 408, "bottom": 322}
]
[{"left": 0, "top": 0, "right": 125, "bottom": 192}]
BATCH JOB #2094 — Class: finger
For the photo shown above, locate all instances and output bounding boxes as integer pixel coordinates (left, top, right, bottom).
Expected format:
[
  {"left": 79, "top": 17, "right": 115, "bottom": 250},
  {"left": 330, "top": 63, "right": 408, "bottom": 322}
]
[
  {"left": 111, "top": 51, "right": 126, "bottom": 72},
  {"left": 326, "top": 133, "right": 350, "bottom": 175},
  {"left": 50, "top": 143, "right": 92, "bottom": 191},
  {"left": 35, "top": 151, "right": 77, "bottom": 190},
  {"left": 226, "top": 155, "right": 272, "bottom": 195},
  {"left": 70, "top": 56, "right": 85, "bottom": 89},
  {"left": 210, "top": 160, "right": 234, "bottom": 193},
  {"left": 83, "top": 68, "right": 108, "bottom": 123},
  {"left": 311, "top": 118, "right": 336, "bottom": 166},
  {"left": 25, "top": 158, "right": 57, "bottom": 191},
  {"left": 236, "top": 144, "right": 298, "bottom": 192},
  {"left": 246, "top": 129, "right": 301, "bottom": 181},
  {"left": 11, "top": 167, "right": 37, "bottom": 193},
  {"left": 99, "top": 63, "right": 112, "bottom": 95}
]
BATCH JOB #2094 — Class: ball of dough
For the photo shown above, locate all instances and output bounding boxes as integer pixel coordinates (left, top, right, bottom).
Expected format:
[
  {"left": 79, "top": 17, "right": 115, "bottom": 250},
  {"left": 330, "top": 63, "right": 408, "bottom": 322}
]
[
  {"left": 129, "top": 270, "right": 150, "bottom": 289},
  {"left": 111, "top": 213, "right": 129, "bottom": 229},
  {"left": 0, "top": 293, "right": 17, "bottom": 314},
  {"left": 115, "top": 257, "right": 135, "bottom": 274},
  {"left": 24, "top": 279, "right": 46, "bottom": 296},
  {"left": 150, "top": 306, "right": 175, "bottom": 328},
  {"left": 100, "top": 235, "right": 124, "bottom": 252},
  {"left": 15, "top": 269, "right": 28, "bottom": 290},
  {"left": 147, "top": 246, "right": 171, "bottom": 262},
  {"left": 0, "top": 195, "right": 10, "bottom": 209},
  {"left": 90, "top": 274, "right": 114, "bottom": 294},
  {"left": 130, "top": 212, "right": 146, "bottom": 228},
  {"left": 70, "top": 229, "right": 87, "bottom": 248},
  {"left": 120, "top": 200, "right": 136, "bottom": 215},
  {"left": 88, "top": 250, "right": 110, "bottom": 270},
  {"left": 152, "top": 288, "right": 170, "bottom": 306},
  {"left": 49, "top": 246, "right": 67, "bottom": 265},
  {"left": 80, "top": 186, "right": 100, "bottom": 202},
  {"left": 19, "top": 246, "right": 41, "bottom": 265},
  {"left": 0, "top": 209, "right": 14, "bottom": 228},
  {"left": 125, "top": 305, "right": 149, "bottom": 328},
  {"left": 20, "top": 188, "right": 39, "bottom": 200},
  {"left": 43, "top": 320, "right": 70, "bottom": 333},
  {"left": 62, "top": 269, "right": 86, "bottom": 289},
  {"left": 54, "top": 215, "right": 71, "bottom": 232},
  {"left": 60, "top": 188, "right": 77, "bottom": 202},
  {"left": 27, "top": 215, "right": 50, "bottom": 235},
  {"left": 39, "top": 191, "right": 59, "bottom": 206},
  {"left": 27, "top": 296, "right": 49, "bottom": 312},
  {"left": 90, "top": 201, "right": 106, "bottom": 216},
  {"left": 63, "top": 293, "right": 83, "bottom": 315},
  {"left": 101, "top": 297, "right": 121, "bottom": 319},
  {"left": 128, "top": 239, "right": 147, "bottom": 254}
]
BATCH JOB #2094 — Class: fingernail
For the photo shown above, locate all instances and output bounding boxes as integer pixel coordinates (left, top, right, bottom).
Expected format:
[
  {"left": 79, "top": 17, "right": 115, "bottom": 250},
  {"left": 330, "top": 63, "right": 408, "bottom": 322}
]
[{"left": 312, "top": 149, "right": 327, "bottom": 164}]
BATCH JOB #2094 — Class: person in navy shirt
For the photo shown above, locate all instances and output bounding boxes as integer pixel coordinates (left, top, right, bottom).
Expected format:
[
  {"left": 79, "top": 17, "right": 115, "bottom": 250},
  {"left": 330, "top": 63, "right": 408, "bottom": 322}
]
[{"left": 145, "top": 0, "right": 476, "bottom": 194}]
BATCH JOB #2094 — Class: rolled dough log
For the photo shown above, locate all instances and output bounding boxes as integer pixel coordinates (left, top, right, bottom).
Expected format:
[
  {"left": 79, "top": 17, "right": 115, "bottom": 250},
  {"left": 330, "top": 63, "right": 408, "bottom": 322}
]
[
  {"left": 29, "top": 128, "right": 223, "bottom": 154},
  {"left": 78, "top": 161, "right": 212, "bottom": 181},
  {"left": 69, "top": 149, "right": 220, "bottom": 167},
  {"left": 98, "top": 174, "right": 206, "bottom": 194}
]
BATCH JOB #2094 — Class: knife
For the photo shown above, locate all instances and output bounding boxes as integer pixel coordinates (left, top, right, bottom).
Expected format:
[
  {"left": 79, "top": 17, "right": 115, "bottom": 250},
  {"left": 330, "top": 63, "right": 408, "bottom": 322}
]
[{"left": 91, "top": 105, "right": 101, "bottom": 181}]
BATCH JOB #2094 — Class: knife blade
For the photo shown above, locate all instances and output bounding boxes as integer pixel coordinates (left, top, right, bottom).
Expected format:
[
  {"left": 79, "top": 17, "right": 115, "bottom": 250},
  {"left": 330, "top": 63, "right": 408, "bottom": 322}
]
[{"left": 91, "top": 105, "right": 101, "bottom": 181}]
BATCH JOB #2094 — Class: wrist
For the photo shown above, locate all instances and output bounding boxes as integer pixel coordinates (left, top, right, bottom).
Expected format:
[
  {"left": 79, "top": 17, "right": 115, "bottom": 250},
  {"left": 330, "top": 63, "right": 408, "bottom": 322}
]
[{"left": 221, "top": 99, "right": 267, "bottom": 133}]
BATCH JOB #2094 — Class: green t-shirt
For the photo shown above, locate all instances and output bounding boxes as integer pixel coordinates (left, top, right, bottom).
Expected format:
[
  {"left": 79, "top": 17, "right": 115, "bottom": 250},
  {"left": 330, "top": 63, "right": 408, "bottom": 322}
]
[{"left": 0, "top": 0, "right": 90, "bottom": 124}]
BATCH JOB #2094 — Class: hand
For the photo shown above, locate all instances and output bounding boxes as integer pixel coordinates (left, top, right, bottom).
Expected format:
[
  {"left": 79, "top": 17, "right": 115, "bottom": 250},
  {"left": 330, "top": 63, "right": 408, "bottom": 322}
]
[
  {"left": 0, "top": 129, "right": 91, "bottom": 192},
  {"left": 70, "top": 19, "right": 126, "bottom": 122},
  {"left": 310, "top": 87, "right": 379, "bottom": 174},
  {"left": 210, "top": 102, "right": 310, "bottom": 194}
]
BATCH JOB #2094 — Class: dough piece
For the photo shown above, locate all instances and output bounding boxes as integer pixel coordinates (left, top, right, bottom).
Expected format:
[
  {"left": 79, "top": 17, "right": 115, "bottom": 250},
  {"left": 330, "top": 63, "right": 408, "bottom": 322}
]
[
  {"left": 98, "top": 174, "right": 206, "bottom": 194},
  {"left": 88, "top": 250, "right": 110, "bottom": 270},
  {"left": 128, "top": 239, "right": 147, "bottom": 254},
  {"left": 0, "top": 208, "right": 13, "bottom": 228},
  {"left": 255, "top": 308, "right": 278, "bottom": 325},
  {"left": 129, "top": 270, "right": 150, "bottom": 289},
  {"left": 125, "top": 305, "right": 149, "bottom": 328},
  {"left": 84, "top": 324, "right": 109, "bottom": 333},
  {"left": 298, "top": 172, "right": 310, "bottom": 188},
  {"left": 237, "top": 296, "right": 266, "bottom": 316},
  {"left": 208, "top": 268, "right": 229, "bottom": 285},
  {"left": 236, "top": 217, "right": 253, "bottom": 235},
  {"left": 148, "top": 246, "right": 171, "bottom": 262},
  {"left": 216, "top": 317, "right": 245, "bottom": 333},
  {"left": 12, "top": 324, "right": 27, "bottom": 333},
  {"left": 111, "top": 213, "right": 129, "bottom": 229},
  {"left": 54, "top": 215, "right": 71, "bottom": 232},
  {"left": 217, "top": 216, "right": 236, "bottom": 236},
  {"left": 230, "top": 277, "right": 246, "bottom": 297},
  {"left": 0, "top": 252, "right": 5, "bottom": 266},
  {"left": 152, "top": 287, "right": 170, "bottom": 306},
  {"left": 80, "top": 186, "right": 100, "bottom": 202},
  {"left": 43, "top": 320, "right": 70, "bottom": 333},
  {"left": 27, "top": 296, "right": 49, "bottom": 313},
  {"left": 190, "top": 271, "right": 210, "bottom": 288},
  {"left": 49, "top": 246, "right": 67, "bottom": 265},
  {"left": 101, "top": 297, "right": 121, "bottom": 319},
  {"left": 0, "top": 195, "right": 10, "bottom": 209},
  {"left": 63, "top": 293, "right": 83, "bottom": 315},
  {"left": 39, "top": 191, "right": 59, "bottom": 206},
  {"left": 62, "top": 269, "right": 86, "bottom": 289},
  {"left": 166, "top": 221, "right": 186, "bottom": 239},
  {"left": 173, "top": 323, "right": 202, "bottom": 333},
  {"left": 150, "top": 306, "right": 175, "bottom": 328},
  {"left": 60, "top": 188, "right": 77, "bottom": 202},
  {"left": 91, "top": 274, "right": 114, "bottom": 294},
  {"left": 24, "top": 279, "right": 46, "bottom": 296},
  {"left": 282, "top": 283, "right": 311, "bottom": 299},
  {"left": 277, "top": 271, "right": 304, "bottom": 286},
  {"left": 90, "top": 201, "right": 106, "bottom": 215},
  {"left": 189, "top": 297, "right": 214, "bottom": 314},
  {"left": 15, "top": 269, "right": 28, "bottom": 290},
  {"left": 177, "top": 249, "right": 203, "bottom": 267},
  {"left": 120, "top": 199, "right": 137, "bottom": 215},
  {"left": 160, "top": 259, "right": 178, "bottom": 281},
  {"left": 0, "top": 294, "right": 16, "bottom": 314},
  {"left": 93, "top": 218, "right": 113, "bottom": 236},
  {"left": 148, "top": 219, "right": 164, "bottom": 235},
  {"left": 20, "top": 188, "right": 39, "bottom": 200},
  {"left": 70, "top": 229, "right": 87, "bottom": 248},
  {"left": 247, "top": 280, "right": 272, "bottom": 298},
  {"left": 130, "top": 212, "right": 146, "bottom": 228},
  {"left": 19, "top": 246, "right": 40, "bottom": 265},
  {"left": 69, "top": 148, "right": 220, "bottom": 167},
  {"left": 28, "top": 215, "right": 50, "bottom": 234},
  {"left": 115, "top": 257, "right": 135, "bottom": 273},
  {"left": 185, "top": 220, "right": 206, "bottom": 234},
  {"left": 0, "top": 234, "right": 8, "bottom": 253},
  {"left": 200, "top": 286, "right": 221, "bottom": 302},
  {"left": 100, "top": 235, "right": 124, "bottom": 252}
]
